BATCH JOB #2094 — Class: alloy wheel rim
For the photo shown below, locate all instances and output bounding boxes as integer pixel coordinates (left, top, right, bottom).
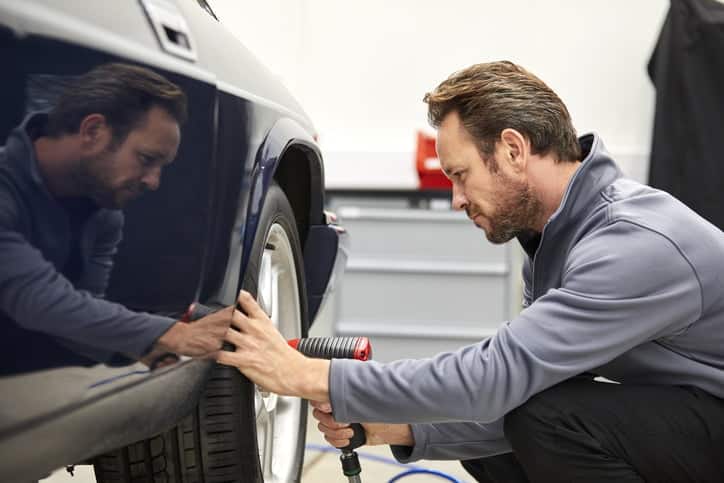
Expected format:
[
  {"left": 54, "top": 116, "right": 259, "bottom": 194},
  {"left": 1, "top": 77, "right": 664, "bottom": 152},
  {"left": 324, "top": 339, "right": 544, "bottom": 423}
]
[{"left": 255, "top": 222, "right": 303, "bottom": 482}]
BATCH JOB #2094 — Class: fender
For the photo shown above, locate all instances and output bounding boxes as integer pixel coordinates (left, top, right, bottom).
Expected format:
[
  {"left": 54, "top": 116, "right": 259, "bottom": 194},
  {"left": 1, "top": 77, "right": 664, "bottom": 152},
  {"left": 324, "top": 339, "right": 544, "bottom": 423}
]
[{"left": 240, "top": 117, "right": 325, "bottom": 298}]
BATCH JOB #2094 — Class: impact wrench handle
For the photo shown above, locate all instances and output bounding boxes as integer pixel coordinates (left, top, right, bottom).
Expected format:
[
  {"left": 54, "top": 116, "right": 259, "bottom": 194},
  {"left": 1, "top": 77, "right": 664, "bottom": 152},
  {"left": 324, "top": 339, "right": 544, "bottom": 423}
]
[
  {"left": 290, "top": 337, "right": 368, "bottom": 482},
  {"left": 184, "top": 302, "right": 371, "bottom": 482}
]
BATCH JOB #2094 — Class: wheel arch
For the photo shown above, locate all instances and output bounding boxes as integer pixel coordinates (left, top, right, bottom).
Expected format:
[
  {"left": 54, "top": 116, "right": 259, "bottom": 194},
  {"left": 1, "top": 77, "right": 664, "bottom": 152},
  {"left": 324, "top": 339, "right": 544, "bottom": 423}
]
[
  {"left": 274, "top": 140, "right": 325, "bottom": 245},
  {"left": 241, "top": 118, "right": 324, "bottom": 277}
]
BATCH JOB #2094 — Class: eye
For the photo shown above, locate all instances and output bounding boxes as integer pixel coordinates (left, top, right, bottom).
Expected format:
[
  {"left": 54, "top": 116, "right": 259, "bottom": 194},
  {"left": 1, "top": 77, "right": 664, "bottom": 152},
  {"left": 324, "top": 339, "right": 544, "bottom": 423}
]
[{"left": 138, "top": 153, "right": 155, "bottom": 167}]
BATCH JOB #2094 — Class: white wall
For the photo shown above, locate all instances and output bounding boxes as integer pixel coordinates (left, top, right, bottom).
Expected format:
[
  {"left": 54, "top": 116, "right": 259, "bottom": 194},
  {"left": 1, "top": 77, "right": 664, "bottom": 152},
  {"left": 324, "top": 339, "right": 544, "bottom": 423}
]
[{"left": 212, "top": 0, "right": 670, "bottom": 187}]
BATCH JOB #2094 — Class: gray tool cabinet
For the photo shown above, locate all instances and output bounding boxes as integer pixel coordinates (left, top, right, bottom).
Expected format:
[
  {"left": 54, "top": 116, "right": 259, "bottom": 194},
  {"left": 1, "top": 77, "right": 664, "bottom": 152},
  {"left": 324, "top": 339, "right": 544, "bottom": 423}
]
[{"left": 324, "top": 190, "right": 523, "bottom": 362}]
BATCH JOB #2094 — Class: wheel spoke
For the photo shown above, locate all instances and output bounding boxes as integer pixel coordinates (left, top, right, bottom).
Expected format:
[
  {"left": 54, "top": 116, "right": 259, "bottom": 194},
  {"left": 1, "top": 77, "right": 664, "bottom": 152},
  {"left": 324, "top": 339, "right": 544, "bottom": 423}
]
[
  {"left": 258, "top": 247, "right": 273, "bottom": 316},
  {"left": 256, "top": 399, "right": 270, "bottom": 475},
  {"left": 271, "top": 266, "right": 280, "bottom": 329},
  {"left": 254, "top": 389, "right": 263, "bottom": 419},
  {"left": 263, "top": 405, "right": 275, "bottom": 477}
]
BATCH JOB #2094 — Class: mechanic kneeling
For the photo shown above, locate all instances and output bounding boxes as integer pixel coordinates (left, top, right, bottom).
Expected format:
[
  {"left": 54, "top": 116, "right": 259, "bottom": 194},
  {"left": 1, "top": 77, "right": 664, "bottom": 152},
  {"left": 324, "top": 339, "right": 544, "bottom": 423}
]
[{"left": 217, "top": 61, "right": 724, "bottom": 482}]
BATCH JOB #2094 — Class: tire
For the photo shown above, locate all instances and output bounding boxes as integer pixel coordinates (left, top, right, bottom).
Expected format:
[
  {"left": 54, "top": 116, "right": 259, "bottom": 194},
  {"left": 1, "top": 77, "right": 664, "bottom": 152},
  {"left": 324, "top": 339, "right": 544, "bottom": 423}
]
[{"left": 93, "top": 183, "right": 309, "bottom": 483}]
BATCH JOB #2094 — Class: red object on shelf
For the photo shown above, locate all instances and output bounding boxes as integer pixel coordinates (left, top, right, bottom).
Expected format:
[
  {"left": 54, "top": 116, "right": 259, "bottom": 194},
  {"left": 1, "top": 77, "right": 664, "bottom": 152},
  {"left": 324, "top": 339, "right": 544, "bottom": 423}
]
[{"left": 415, "top": 131, "right": 451, "bottom": 190}]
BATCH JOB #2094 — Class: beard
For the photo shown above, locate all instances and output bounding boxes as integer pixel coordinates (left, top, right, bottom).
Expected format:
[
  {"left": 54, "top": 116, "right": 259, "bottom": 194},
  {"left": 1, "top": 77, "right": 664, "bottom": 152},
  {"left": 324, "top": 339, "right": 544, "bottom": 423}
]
[
  {"left": 74, "top": 148, "right": 143, "bottom": 209},
  {"left": 469, "top": 172, "right": 543, "bottom": 244}
]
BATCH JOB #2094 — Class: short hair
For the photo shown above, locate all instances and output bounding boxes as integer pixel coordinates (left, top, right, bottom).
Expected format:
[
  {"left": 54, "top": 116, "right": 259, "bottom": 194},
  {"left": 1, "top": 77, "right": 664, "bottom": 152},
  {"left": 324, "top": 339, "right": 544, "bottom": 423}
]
[
  {"left": 46, "top": 62, "right": 187, "bottom": 143},
  {"left": 423, "top": 61, "right": 581, "bottom": 164}
]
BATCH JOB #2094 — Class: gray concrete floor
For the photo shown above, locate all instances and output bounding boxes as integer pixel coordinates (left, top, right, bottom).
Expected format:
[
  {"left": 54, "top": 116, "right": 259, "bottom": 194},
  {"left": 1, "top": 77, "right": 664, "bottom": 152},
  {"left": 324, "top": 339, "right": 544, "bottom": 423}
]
[{"left": 41, "top": 405, "right": 471, "bottom": 482}]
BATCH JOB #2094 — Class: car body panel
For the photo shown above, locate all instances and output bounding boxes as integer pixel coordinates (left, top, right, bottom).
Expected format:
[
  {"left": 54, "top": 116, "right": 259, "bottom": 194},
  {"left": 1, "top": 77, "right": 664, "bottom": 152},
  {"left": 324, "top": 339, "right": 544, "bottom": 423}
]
[
  {"left": 0, "top": 360, "right": 212, "bottom": 482},
  {"left": 0, "top": 0, "right": 346, "bottom": 479},
  {"left": 0, "top": 0, "right": 333, "bottom": 317},
  {"left": 0, "top": 0, "right": 214, "bottom": 83}
]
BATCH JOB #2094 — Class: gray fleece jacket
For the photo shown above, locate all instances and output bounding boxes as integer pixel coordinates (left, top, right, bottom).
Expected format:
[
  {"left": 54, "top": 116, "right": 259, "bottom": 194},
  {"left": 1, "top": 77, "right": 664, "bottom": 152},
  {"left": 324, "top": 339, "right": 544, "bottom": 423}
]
[{"left": 328, "top": 133, "right": 724, "bottom": 462}]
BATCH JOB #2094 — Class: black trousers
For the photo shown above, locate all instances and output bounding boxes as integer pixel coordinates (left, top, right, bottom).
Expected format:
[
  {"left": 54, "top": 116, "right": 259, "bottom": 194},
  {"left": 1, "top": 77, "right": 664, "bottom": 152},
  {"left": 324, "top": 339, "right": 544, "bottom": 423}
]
[{"left": 461, "top": 378, "right": 724, "bottom": 483}]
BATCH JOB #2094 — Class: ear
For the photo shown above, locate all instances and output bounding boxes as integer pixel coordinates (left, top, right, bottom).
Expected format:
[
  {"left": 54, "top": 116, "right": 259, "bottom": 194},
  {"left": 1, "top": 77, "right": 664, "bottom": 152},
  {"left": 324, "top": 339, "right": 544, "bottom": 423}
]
[
  {"left": 78, "top": 114, "right": 112, "bottom": 152},
  {"left": 499, "top": 128, "right": 528, "bottom": 173}
]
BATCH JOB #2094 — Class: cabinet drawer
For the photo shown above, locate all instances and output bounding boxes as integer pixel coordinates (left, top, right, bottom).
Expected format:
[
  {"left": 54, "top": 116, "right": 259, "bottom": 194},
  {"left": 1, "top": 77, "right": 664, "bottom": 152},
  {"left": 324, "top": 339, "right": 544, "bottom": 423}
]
[
  {"left": 339, "top": 268, "right": 507, "bottom": 327},
  {"left": 336, "top": 206, "right": 506, "bottom": 264}
]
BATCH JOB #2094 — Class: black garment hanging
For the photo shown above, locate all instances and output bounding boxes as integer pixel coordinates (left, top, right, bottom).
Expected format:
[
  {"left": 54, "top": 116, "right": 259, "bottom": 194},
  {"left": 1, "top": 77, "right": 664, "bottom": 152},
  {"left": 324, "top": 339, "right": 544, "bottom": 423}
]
[{"left": 648, "top": 0, "right": 724, "bottom": 230}]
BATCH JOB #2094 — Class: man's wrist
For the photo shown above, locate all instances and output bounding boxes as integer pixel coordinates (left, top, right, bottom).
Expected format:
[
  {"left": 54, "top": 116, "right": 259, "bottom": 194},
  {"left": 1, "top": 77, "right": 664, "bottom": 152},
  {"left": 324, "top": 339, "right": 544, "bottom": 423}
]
[
  {"left": 387, "top": 424, "right": 415, "bottom": 446},
  {"left": 294, "top": 357, "right": 330, "bottom": 401},
  {"left": 368, "top": 424, "right": 414, "bottom": 446},
  {"left": 155, "top": 321, "right": 185, "bottom": 353}
]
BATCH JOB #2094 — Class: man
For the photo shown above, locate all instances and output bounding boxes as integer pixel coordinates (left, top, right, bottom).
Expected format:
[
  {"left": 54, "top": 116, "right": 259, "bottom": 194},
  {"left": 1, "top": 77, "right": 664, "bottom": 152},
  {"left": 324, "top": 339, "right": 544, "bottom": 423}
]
[
  {"left": 0, "top": 63, "right": 233, "bottom": 375},
  {"left": 218, "top": 61, "right": 724, "bottom": 482}
]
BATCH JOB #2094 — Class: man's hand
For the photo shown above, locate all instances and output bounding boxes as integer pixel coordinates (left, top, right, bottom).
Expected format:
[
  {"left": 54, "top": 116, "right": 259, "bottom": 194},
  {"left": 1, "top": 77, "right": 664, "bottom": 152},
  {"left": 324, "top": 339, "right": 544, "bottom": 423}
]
[
  {"left": 216, "top": 290, "right": 330, "bottom": 401},
  {"left": 155, "top": 305, "right": 234, "bottom": 357},
  {"left": 311, "top": 401, "right": 414, "bottom": 448}
]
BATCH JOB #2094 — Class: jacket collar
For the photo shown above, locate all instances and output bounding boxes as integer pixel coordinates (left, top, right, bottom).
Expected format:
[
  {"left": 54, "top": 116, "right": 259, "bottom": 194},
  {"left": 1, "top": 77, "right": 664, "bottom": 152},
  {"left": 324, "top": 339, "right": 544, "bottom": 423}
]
[
  {"left": 5, "top": 112, "right": 53, "bottom": 195},
  {"left": 542, "top": 133, "right": 622, "bottom": 240},
  {"left": 516, "top": 133, "right": 623, "bottom": 258}
]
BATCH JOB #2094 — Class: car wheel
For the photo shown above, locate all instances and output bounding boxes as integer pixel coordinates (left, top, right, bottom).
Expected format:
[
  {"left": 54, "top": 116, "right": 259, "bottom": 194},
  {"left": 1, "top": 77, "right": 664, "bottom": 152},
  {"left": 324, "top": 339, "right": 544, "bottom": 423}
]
[{"left": 93, "top": 183, "right": 308, "bottom": 483}]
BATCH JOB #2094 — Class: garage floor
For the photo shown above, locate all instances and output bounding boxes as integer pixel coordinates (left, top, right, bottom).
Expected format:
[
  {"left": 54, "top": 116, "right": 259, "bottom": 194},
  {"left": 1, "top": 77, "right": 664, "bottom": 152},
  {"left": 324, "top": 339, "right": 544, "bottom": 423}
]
[
  {"left": 41, "top": 406, "right": 472, "bottom": 483},
  {"left": 301, "top": 408, "right": 472, "bottom": 482}
]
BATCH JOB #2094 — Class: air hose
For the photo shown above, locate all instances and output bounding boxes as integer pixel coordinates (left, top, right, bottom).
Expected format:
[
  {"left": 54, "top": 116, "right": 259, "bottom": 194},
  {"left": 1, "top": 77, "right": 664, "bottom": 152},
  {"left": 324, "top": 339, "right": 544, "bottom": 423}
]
[{"left": 305, "top": 444, "right": 465, "bottom": 482}]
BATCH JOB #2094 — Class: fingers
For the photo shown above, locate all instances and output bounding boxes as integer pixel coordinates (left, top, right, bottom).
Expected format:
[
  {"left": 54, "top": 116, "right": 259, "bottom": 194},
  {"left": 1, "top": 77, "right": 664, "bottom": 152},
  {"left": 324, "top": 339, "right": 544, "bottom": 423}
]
[
  {"left": 311, "top": 408, "right": 360, "bottom": 447},
  {"left": 224, "top": 327, "right": 245, "bottom": 346},
  {"left": 310, "top": 401, "right": 333, "bottom": 413},
  {"left": 220, "top": 305, "right": 235, "bottom": 327},
  {"left": 229, "top": 293, "right": 267, "bottom": 333},
  {"left": 312, "top": 408, "right": 349, "bottom": 429},
  {"left": 317, "top": 421, "right": 355, "bottom": 448},
  {"left": 237, "top": 290, "right": 268, "bottom": 319},
  {"left": 230, "top": 308, "right": 248, "bottom": 331},
  {"left": 325, "top": 435, "right": 352, "bottom": 448},
  {"left": 202, "top": 350, "right": 221, "bottom": 361},
  {"left": 216, "top": 349, "right": 244, "bottom": 368},
  {"left": 230, "top": 294, "right": 284, "bottom": 346},
  {"left": 317, "top": 423, "right": 355, "bottom": 442},
  {"left": 197, "top": 305, "right": 234, "bottom": 327}
]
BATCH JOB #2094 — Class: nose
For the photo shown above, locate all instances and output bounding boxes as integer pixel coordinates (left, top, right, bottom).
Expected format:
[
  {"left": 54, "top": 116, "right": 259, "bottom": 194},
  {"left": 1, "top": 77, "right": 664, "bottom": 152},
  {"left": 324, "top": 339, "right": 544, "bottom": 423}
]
[
  {"left": 451, "top": 183, "right": 468, "bottom": 211},
  {"left": 142, "top": 167, "right": 162, "bottom": 191}
]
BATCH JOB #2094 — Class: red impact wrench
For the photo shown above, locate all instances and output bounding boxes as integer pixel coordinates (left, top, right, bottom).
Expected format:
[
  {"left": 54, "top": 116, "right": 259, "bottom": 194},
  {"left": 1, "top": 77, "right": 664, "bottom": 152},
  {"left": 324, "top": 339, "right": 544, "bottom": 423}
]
[{"left": 184, "top": 302, "right": 370, "bottom": 483}]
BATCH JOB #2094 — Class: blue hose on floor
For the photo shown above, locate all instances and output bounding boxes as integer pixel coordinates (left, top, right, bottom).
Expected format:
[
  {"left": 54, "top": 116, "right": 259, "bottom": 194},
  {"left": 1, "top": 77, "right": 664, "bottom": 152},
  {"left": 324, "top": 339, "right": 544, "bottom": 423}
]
[
  {"left": 305, "top": 444, "right": 465, "bottom": 482},
  {"left": 388, "top": 468, "right": 462, "bottom": 482}
]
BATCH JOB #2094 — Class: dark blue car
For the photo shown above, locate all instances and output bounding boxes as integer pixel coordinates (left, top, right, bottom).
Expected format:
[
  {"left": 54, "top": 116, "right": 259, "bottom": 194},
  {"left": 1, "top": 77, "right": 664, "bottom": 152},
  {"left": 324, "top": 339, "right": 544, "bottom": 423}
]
[{"left": 0, "top": 1, "right": 347, "bottom": 481}]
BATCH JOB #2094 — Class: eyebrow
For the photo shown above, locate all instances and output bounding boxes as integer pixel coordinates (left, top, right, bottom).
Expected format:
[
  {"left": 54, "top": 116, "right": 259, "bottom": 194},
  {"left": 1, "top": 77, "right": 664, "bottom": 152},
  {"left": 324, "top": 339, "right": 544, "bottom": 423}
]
[
  {"left": 139, "top": 149, "right": 173, "bottom": 164},
  {"left": 442, "top": 166, "right": 459, "bottom": 178},
  {"left": 139, "top": 149, "right": 166, "bottom": 159}
]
